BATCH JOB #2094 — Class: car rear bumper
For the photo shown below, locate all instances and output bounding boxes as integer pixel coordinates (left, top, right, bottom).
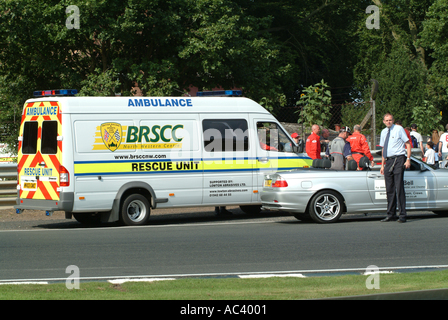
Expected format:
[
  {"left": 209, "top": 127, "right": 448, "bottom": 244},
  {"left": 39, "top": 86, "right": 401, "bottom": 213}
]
[{"left": 260, "top": 190, "right": 309, "bottom": 213}]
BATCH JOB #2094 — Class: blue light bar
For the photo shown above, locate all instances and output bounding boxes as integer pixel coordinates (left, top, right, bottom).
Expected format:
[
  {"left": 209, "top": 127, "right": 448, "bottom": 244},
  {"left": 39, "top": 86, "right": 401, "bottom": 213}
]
[
  {"left": 33, "top": 89, "right": 78, "bottom": 97},
  {"left": 196, "top": 90, "right": 242, "bottom": 97}
]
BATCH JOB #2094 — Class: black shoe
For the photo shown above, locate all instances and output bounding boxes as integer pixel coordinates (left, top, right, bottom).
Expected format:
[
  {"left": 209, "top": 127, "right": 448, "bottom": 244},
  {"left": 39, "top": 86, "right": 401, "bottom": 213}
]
[
  {"left": 381, "top": 216, "right": 397, "bottom": 222},
  {"left": 397, "top": 218, "right": 406, "bottom": 223}
]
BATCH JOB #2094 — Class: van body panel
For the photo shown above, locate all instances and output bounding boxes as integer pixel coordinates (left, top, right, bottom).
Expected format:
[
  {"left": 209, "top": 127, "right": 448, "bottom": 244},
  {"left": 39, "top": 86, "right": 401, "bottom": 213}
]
[{"left": 15, "top": 96, "right": 312, "bottom": 222}]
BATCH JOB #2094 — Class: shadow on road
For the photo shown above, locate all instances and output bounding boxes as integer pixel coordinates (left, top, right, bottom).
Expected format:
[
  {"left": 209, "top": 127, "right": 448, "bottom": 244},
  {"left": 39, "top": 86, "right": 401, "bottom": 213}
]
[
  {"left": 8, "top": 208, "right": 446, "bottom": 230},
  {"left": 32, "top": 207, "right": 291, "bottom": 230}
]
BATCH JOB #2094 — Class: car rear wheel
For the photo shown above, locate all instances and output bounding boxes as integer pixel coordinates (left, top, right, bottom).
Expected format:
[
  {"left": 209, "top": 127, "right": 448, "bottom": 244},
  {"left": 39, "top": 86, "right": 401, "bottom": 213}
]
[
  {"left": 120, "top": 194, "right": 151, "bottom": 226},
  {"left": 307, "top": 190, "right": 344, "bottom": 223}
]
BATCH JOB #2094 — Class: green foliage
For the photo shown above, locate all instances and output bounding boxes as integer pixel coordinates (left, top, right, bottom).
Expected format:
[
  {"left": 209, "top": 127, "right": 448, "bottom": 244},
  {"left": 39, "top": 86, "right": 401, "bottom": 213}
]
[
  {"left": 419, "top": 0, "right": 448, "bottom": 121},
  {"left": 412, "top": 100, "right": 443, "bottom": 135},
  {"left": 77, "top": 69, "right": 121, "bottom": 96},
  {"left": 259, "top": 94, "right": 287, "bottom": 115},
  {"left": 296, "top": 80, "right": 332, "bottom": 128},
  {"left": 0, "top": 0, "right": 290, "bottom": 145},
  {"left": 372, "top": 45, "right": 428, "bottom": 130}
]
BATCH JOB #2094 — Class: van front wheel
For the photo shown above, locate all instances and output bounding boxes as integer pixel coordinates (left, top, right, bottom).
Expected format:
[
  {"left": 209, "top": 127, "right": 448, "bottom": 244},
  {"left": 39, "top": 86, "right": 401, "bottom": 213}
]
[{"left": 120, "top": 194, "right": 151, "bottom": 226}]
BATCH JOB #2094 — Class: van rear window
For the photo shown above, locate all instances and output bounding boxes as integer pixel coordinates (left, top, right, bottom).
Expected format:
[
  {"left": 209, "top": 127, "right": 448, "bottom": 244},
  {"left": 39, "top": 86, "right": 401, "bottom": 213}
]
[
  {"left": 22, "top": 121, "right": 38, "bottom": 154},
  {"left": 41, "top": 121, "right": 58, "bottom": 154}
]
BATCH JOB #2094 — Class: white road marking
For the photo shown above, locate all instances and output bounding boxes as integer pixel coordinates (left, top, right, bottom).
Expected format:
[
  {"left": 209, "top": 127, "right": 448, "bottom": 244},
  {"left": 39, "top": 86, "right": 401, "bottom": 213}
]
[
  {"left": 1, "top": 265, "right": 447, "bottom": 285},
  {"left": 108, "top": 278, "right": 176, "bottom": 284}
]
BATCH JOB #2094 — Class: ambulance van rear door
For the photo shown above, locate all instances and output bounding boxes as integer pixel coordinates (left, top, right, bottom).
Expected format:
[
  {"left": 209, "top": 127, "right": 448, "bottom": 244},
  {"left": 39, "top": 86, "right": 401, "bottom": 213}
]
[{"left": 15, "top": 90, "right": 76, "bottom": 213}]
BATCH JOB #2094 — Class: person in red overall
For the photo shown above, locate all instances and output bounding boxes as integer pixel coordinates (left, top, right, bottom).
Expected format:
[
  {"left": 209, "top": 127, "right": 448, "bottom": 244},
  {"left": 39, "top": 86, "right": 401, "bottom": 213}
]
[
  {"left": 306, "top": 124, "right": 321, "bottom": 159},
  {"left": 347, "top": 124, "right": 375, "bottom": 170}
]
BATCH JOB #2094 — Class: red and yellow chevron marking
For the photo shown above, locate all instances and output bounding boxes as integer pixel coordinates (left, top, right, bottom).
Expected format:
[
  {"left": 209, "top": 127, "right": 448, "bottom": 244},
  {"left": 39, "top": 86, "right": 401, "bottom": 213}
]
[{"left": 18, "top": 101, "right": 62, "bottom": 201}]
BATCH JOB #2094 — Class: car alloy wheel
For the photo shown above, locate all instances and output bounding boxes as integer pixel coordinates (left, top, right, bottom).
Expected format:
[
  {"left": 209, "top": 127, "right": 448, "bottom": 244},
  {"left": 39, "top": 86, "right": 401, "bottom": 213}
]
[{"left": 308, "top": 190, "right": 344, "bottom": 223}]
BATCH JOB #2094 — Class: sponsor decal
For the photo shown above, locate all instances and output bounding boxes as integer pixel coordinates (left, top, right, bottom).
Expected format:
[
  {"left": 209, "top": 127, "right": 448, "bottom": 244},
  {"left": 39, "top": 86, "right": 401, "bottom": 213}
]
[{"left": 94, "top": 123, "right": 184, "bottom": 151}]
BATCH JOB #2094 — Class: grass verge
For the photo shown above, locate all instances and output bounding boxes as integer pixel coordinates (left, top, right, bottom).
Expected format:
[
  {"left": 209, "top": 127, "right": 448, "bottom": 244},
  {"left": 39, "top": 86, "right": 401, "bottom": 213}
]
[{"left": 1, "top": 269, "right": 447, "bottom": 300}]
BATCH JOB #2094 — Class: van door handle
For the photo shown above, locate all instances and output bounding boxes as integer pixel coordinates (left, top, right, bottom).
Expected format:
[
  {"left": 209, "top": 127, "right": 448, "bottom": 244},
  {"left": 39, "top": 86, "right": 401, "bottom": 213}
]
[
  {"left": 258, "top": 157, "right": 269, "bottom": 163},
  {"left": 38, "top": 162, "right": 46, "bottom": 167},
  {"left": 368, "top": 174, "right": 379, "bottom": 178}
]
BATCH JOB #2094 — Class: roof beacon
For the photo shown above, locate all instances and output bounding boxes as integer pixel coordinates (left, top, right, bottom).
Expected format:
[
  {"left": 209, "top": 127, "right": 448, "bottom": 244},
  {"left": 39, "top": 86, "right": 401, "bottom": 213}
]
[
  {"left": 33, "top": 89, "right": 78, "bottom": 97},
  {"left": 196, "top": 90, "right": 242, "bottom": 97}
]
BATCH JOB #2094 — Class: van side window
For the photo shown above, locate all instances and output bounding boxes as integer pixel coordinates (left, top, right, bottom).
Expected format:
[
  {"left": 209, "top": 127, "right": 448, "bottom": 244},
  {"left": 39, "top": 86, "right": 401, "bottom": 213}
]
[
  {"left": 257, "top": 122, "right": 295, "bottom": 153},
  {"left": 203, "top": 119, "right": 249, "bottom": 152},
  {"left": 41, "top": 121, "right": 58, "bottom": 154},
  {"left": 22, "top": 121, "right": 38, "bottom": 154}
]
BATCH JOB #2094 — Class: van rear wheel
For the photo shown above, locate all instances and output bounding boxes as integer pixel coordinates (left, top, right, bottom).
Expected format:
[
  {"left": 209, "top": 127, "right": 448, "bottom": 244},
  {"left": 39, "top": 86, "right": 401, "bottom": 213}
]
[{"left": 120, "top": 194, "right": 151, "bottom": 226}]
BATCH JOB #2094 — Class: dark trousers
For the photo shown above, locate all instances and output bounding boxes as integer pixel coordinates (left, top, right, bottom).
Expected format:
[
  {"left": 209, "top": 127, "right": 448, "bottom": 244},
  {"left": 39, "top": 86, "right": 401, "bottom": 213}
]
[{"left": 384, "top": 155, "right": 407, "bottom": 218}]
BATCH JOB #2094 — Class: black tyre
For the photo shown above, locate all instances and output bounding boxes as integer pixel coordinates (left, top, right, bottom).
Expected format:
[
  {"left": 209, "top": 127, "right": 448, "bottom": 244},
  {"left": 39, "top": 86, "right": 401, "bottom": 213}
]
[
  {"left": 293, "top": 212, "right": 313, "bottom": 222},
  {"left": 120, "top": 194, "right": 151, "bottom": 226},
  {"left": 307, "top": 190, "right": 344, "bottom": 223},
  {"left": 239, "top": 205, "right": 262, "bottom": 215},
  {"left": 73, "top": 213, "right": 102, "bottom": 225},
  {"left": 433, "top": 211, "right": 448, "bottom": 217}
]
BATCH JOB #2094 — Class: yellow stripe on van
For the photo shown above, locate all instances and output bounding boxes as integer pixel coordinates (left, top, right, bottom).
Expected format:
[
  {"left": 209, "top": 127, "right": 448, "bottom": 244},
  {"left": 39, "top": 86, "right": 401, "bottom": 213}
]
[
  {"left": 271, "top": 158, "right": 313, "bottom": 169},
  {"left": 74, "top": 157, "right": 312, "bottom": 176}
]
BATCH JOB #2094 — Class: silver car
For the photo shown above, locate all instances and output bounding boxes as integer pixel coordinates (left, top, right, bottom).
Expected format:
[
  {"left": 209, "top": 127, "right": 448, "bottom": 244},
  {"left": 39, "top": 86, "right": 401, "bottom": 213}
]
[{"left": 261, "top": 157, "right": 448, "bottom": 223}]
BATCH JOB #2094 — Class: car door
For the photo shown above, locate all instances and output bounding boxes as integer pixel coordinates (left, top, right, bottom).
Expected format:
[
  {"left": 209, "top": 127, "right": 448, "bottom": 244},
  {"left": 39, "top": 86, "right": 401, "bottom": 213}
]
[
  {"left": 403, "top": 163, "right": 437, "bottom": 209},
  {"left": 367, "top": 160, "right": 437, "bottom": 210}
]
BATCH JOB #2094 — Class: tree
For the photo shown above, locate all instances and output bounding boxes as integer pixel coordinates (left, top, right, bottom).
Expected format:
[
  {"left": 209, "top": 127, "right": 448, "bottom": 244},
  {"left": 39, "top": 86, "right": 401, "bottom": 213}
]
[
  {"left": 412, "top": 100, "right": 443, "bottom": 135},
  {"left": 372, "top": 44, "right": 428, "bottom": 129},
  {"left": 419, "top": 0, "right": 448, "bottom": 120},
  {"left": 0, "top": 0, "right": 291, "bottom": 150},
  {"left": 296, "top": 80, "right": 332, "bottom": 128}
]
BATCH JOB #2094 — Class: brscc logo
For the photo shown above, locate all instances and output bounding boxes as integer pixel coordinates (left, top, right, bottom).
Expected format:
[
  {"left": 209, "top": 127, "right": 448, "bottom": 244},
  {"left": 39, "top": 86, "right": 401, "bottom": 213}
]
[{"left": 101, "top": 122, "right": 123, "bottom": 152}]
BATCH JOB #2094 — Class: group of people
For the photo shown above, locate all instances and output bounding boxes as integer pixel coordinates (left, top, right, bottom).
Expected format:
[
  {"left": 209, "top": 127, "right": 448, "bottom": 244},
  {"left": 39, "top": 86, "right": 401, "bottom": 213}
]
[
  {"left": 305, "top": 123, "right": 375, "bottom": 171},
  {"left": 305, "top": 115, "right": 448, "bottom": 224},
  {"left": 389, "top": 121, "right": 448, "bottom": 167}
]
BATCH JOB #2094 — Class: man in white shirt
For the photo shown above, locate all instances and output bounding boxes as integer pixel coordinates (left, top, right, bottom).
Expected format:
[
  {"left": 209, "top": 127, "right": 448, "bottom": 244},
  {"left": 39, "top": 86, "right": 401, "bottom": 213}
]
[
  {"left": 380, "top": 113, "right": 411, "bottom": 223},
  {"left": 410, "top": 124, "right": 424, "bottom": 158},
  {"left": 438, "top": 124, "right": 448, "bottom": 167}
]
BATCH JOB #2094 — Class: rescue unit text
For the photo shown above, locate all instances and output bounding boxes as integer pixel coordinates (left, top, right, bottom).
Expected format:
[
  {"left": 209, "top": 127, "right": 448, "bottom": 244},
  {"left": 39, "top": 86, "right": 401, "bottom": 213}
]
[{"left": 131, "top": 161, "right": 200, "bottom": 172}]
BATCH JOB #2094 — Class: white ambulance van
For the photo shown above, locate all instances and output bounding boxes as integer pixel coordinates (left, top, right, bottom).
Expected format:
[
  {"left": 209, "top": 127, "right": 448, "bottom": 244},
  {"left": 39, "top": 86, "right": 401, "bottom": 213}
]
[{"left": 15, "top": 89, "right": 311, "bottom": 225}]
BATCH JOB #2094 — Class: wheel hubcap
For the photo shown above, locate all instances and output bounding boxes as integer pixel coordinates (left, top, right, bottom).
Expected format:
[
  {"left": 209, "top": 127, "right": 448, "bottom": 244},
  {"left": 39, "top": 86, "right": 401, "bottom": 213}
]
[
  {"left": 126, "top": 200, "right": 147, "bottom": 222},
  {"left": 314, "top": 194, "right": 340, "bottom": 221}
]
